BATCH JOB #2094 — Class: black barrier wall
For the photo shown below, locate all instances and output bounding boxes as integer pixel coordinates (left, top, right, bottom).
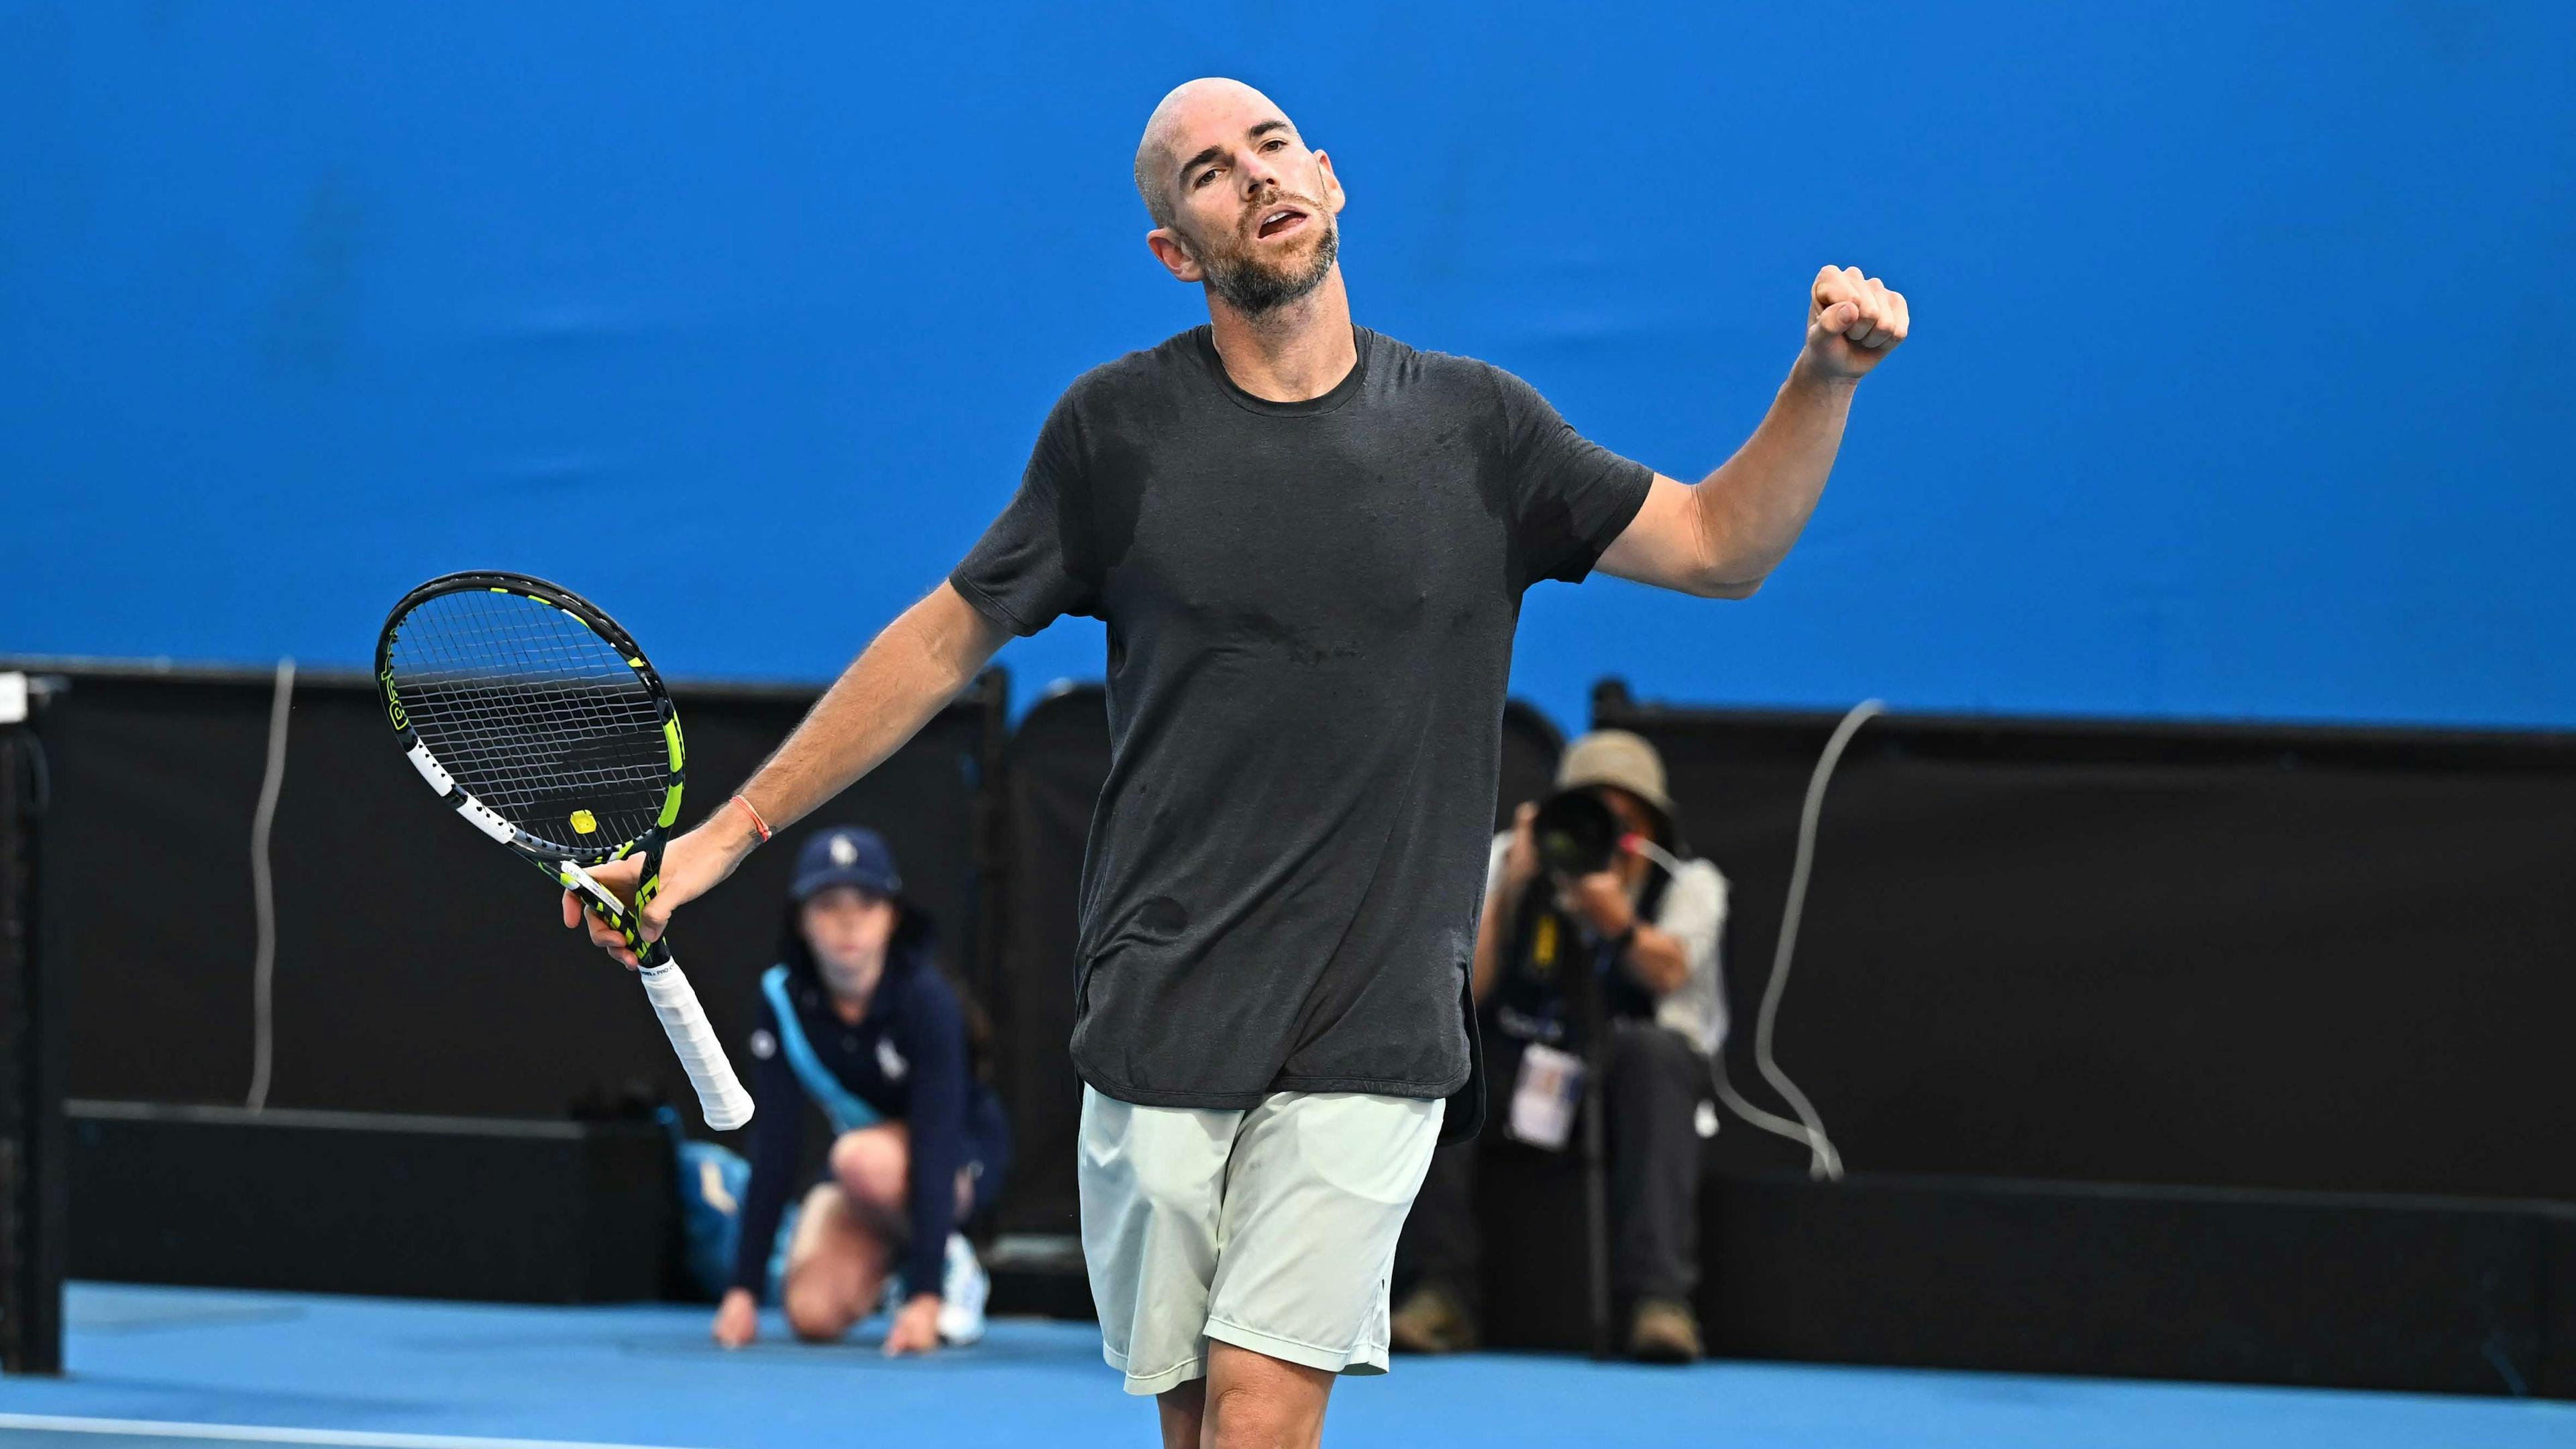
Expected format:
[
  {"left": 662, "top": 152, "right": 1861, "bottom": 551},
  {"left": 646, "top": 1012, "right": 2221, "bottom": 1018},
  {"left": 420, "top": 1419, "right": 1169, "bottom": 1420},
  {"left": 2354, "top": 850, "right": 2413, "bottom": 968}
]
[
  {"left": 68, "top": 1102, "right": 674, "bottom": 1304},
  {"left": 33, "top": 660, "right": 2576, "bottom": 1225},
  {"left": 1700, "top": 1171, "right": 2576, "bottom": 1397},
  {"left": 29, "top": 663, "right": 1006, "bottom": 1135},
  {"left": 1598, "top": 683, "right": 2576, "bottom": 1203}
]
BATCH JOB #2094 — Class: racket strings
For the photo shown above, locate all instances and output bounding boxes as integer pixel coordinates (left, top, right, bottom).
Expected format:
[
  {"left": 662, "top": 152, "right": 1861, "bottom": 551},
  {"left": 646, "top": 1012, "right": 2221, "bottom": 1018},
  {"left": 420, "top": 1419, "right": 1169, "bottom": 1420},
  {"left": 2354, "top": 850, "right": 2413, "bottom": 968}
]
[{"left": 386, "top": 590, "right": 670, "bottom": 849}]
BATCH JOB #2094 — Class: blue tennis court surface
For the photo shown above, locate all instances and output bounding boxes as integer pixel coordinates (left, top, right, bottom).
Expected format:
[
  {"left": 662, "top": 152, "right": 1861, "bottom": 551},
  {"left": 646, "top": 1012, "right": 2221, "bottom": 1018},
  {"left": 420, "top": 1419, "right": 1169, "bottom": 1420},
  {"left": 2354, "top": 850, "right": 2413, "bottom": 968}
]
[{"left": 3, "top": 1284, "right": 2568, "bottom": 1448}]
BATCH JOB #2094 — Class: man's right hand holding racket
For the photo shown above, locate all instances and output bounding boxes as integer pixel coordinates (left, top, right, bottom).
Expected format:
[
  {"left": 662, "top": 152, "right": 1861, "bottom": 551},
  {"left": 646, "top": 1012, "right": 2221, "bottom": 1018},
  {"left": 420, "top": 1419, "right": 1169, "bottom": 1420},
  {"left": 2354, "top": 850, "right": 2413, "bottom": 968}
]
[
  {"left": 562, "top": 807, "right": 765, "bottom": 967},
  {"left": 562, "top": 583, "right": 1008, "bottom": 965}
]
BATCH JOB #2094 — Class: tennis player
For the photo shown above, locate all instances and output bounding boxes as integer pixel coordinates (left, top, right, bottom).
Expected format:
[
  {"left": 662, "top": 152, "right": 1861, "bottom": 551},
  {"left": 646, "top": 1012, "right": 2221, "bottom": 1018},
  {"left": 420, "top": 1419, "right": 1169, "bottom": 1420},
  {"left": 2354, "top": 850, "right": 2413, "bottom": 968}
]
[{"left": 569, "top": 77, "right": 1904, "bottom": 1446}]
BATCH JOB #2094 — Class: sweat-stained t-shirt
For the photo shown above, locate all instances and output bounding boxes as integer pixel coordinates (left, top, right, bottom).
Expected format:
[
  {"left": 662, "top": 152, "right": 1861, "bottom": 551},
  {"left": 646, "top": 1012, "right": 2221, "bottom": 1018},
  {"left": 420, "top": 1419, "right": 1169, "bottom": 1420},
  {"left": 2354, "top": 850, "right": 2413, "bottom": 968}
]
[{"left": 951, "top": 325, "right": 1654, "bottom": 1113}]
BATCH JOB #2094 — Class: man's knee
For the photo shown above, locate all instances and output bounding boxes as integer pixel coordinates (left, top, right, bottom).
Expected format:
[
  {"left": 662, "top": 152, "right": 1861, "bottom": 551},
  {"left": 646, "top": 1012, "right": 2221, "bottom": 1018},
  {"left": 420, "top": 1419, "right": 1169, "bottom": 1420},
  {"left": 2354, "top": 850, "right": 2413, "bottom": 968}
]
[
  {"left": 1204, "top": 1342, "right": 1331, "bottom": 1448},
  {"left": 828, "top": 1126, "right": 908, "bottom": 1207},
  {"left": 1205, "top": 1381, "right": 1283, "bottom": 1449}
]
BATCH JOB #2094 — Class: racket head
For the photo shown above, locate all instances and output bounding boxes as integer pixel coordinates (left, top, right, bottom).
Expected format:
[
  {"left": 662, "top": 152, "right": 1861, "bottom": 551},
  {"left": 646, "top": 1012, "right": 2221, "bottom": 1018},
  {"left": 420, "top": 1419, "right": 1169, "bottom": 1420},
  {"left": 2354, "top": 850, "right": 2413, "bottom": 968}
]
[{"left": 376, "top": 571, "right": 684, "bottom": 869}]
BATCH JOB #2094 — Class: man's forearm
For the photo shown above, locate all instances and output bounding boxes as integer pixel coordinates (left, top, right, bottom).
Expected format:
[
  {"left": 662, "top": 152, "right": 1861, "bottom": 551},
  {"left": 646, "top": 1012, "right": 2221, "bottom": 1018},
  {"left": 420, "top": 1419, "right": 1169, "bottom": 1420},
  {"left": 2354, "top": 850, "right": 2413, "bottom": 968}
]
[
  {"left": 1690, "top": 366, "right": 1858, "bottom": 591},
  {"left": 735, "top": 582, "right": 1007, "bottom": 839}
]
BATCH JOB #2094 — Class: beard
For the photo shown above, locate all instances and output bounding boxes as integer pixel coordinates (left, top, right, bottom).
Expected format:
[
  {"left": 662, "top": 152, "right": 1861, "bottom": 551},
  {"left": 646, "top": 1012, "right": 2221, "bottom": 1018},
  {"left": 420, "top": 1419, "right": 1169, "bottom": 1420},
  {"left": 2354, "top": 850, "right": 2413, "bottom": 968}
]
[{"left": 1201, "top": 212, "right": 1340, "bottom": 317}]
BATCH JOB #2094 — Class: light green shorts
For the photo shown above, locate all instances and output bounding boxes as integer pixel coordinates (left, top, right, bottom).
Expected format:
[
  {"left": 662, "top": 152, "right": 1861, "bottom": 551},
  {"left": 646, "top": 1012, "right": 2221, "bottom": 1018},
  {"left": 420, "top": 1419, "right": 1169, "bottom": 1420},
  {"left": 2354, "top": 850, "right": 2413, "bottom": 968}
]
[{"left": 1077, "top": 1085, "right": 1446, "bottom": 1395}]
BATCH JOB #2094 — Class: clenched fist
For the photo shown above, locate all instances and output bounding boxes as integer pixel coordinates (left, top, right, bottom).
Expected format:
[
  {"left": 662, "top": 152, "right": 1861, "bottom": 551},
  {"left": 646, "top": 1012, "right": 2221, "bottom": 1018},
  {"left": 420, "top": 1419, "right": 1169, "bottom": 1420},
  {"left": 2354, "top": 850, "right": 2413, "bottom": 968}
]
[{"left": 1801, "top": 265, "right": 1908, "bottom": 382}]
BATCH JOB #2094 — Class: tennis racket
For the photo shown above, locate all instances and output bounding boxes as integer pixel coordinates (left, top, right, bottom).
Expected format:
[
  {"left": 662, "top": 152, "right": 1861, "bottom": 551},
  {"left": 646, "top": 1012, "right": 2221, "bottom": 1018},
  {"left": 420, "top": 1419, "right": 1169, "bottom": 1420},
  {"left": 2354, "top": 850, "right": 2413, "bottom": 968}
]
[{"left": 374, "top": 570, "right": 754, "bottom": 1130}]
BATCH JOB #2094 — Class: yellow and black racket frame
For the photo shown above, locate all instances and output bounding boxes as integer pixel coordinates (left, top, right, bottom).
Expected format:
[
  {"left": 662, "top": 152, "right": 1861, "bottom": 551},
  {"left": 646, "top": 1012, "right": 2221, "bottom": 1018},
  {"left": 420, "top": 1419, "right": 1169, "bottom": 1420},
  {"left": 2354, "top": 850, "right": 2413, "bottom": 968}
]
[{"left": 374, "top": 569, "right": 687, "bottom": 964}]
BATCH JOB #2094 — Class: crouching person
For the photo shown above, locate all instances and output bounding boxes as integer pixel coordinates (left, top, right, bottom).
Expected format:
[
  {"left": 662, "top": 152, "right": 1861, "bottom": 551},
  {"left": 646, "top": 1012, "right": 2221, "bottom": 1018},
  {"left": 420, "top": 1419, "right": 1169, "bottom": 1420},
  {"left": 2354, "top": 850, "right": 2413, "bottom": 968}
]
[{"left": 711, "top": 826, "right": 1011, "bottom": 1356}]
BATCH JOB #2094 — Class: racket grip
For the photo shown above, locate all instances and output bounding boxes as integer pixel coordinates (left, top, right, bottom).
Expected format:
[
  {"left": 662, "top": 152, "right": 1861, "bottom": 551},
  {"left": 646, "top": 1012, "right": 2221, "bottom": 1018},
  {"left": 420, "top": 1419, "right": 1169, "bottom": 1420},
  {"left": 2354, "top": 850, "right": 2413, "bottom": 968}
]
[{"left": 637, "top": 957, "right": 755, "bottom": 1130}]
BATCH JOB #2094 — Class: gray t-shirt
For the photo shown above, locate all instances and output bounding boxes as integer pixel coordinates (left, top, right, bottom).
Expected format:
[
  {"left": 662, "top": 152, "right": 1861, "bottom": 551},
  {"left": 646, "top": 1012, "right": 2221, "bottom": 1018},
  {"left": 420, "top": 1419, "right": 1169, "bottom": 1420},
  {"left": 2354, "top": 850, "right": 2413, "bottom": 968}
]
[{"left": 953, "top": 325, "right": 1653, "bottom": 1110}]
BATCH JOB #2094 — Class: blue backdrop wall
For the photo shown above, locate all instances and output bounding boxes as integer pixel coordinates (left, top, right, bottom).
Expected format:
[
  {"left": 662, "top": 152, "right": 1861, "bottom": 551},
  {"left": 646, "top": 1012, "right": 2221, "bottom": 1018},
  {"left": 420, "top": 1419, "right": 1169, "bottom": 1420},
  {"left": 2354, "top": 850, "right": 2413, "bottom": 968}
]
[{"left": 5, "top": 1, "right": 2571, "bottom": 729}]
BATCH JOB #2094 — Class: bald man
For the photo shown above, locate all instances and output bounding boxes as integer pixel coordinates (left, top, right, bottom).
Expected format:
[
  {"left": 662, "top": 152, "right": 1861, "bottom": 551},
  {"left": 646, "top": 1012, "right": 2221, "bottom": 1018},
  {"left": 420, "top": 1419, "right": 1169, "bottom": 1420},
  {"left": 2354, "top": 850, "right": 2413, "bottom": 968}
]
[{"left": 570, "top": 77, "right": 1906, "bottom": 1447}]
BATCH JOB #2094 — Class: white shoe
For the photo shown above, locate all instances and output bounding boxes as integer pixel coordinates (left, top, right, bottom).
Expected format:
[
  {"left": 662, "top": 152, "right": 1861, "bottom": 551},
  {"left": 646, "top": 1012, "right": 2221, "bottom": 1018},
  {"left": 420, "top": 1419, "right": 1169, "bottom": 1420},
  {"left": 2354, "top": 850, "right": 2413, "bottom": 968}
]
[{"left": 936, "top": 1232, "right": 988, "bottom": 1346}]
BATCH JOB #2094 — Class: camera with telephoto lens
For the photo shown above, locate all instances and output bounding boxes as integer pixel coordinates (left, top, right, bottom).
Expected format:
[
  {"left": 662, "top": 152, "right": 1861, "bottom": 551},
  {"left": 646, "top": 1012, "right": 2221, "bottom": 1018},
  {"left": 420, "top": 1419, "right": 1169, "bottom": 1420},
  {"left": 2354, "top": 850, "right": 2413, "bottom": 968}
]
[{"left": 1530, "top": 787, "right": 1622, "bottom": 878}]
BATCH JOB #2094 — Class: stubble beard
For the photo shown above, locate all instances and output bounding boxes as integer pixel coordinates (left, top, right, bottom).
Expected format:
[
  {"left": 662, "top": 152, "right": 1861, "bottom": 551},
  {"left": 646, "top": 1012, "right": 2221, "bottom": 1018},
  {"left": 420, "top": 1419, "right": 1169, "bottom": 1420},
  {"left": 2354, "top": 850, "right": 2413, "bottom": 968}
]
[{"left": 1202, "top": 217, "right": 1340, "bottom": 317}]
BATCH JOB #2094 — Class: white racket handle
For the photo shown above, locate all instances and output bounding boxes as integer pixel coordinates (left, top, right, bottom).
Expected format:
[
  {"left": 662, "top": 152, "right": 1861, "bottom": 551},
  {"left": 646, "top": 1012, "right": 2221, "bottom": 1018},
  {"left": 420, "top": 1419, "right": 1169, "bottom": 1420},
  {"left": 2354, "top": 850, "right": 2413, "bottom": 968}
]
[{"left": 637, "top": 959, "right": 755, "bottom": 1130}]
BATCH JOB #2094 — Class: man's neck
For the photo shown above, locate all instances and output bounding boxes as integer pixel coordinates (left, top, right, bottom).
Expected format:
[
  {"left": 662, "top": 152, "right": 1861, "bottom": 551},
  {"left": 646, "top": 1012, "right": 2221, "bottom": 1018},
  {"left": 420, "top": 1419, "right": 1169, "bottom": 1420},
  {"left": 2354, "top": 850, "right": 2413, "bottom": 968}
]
[{"left": 1204, "top": 268, "right": 1357, "bottom": 402}]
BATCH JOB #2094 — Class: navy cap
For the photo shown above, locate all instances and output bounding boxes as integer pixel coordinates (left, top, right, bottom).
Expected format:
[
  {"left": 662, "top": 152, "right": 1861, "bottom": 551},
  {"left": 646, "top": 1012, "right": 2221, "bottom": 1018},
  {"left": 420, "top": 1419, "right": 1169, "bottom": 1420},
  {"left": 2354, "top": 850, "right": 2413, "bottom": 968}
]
[{"left": 791, "top": 826, "right": 903, "bottom": 903}]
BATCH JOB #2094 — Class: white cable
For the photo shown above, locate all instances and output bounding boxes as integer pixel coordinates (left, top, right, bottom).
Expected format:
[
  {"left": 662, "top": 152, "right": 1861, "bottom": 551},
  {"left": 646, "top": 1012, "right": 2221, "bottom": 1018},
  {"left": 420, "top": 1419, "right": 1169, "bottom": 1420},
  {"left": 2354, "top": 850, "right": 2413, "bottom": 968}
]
[
  {"left": 246, "top": 657, "right": 294, "bottom": 1112},
  {"left": 1618, "top": 833, "right": 1821, "bottom": 1153},
  {"left": 1624, "top": 806, "right": 1839, "bottom": 1171},
  {"left": 1706, "top": 698, "right": 1883, "bottom": 1181}
]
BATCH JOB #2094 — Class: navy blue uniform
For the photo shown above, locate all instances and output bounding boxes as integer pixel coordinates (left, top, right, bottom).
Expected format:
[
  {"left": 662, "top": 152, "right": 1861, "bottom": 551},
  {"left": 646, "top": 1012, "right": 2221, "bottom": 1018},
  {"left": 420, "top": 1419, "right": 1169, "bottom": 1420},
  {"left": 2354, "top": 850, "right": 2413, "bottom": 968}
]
[{"left": 730, "top": 940, "right": 1011, "bottom": 1303}]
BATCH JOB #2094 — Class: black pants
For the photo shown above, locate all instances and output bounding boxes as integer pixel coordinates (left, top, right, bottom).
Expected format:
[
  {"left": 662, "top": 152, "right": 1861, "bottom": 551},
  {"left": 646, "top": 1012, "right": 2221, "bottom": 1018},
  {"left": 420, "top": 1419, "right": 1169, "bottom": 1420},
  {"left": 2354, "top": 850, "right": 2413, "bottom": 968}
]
[{"left": 1399, "top": 1020, "right": 1708, "bottom": 1310}]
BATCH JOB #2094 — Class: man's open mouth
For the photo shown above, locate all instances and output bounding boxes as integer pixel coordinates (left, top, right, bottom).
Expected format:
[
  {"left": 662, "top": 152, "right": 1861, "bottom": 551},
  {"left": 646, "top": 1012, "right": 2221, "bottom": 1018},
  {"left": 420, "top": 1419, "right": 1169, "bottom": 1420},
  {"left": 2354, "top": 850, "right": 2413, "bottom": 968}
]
[{"left": 1255, "top": 207, "right": 1309, "bottom": 239}]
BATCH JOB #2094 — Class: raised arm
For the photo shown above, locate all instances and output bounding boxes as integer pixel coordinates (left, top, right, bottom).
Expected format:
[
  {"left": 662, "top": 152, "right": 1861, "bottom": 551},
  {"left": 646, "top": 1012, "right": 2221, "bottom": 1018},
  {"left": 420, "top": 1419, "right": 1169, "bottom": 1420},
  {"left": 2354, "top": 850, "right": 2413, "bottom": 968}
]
[
  {"left": 565, "top": 581, "right": 1010, "bottom": 963},
  {"left": 1598, "top": 266, "right": 1908, "bottom": 598}
]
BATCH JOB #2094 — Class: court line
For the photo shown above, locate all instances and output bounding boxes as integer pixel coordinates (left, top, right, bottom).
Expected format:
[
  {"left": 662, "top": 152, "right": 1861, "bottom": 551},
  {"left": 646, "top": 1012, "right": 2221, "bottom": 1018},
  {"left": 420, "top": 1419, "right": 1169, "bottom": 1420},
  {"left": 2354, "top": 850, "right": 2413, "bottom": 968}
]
[{"left": 0, "top": 1415, "right": 701, "bottom": 1449}]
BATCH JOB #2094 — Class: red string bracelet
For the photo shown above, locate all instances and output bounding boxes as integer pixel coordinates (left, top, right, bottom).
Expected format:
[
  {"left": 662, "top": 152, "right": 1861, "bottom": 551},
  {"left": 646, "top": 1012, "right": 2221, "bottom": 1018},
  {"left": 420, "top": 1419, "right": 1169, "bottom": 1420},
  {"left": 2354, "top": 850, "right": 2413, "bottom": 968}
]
[{"left": 731, "top": 794, "right": 772, "bottom": 843}]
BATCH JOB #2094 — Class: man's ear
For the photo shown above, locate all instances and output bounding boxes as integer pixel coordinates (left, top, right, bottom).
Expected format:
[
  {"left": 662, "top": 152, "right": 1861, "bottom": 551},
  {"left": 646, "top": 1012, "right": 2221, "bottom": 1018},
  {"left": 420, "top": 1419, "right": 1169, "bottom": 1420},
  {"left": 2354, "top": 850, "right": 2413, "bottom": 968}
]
[
  {"left": 1146, "top": 227, "right": 1205, "bottom": 283},
  {"left": 1314, "top": 150, "right": 1346, "bottom": 215}
]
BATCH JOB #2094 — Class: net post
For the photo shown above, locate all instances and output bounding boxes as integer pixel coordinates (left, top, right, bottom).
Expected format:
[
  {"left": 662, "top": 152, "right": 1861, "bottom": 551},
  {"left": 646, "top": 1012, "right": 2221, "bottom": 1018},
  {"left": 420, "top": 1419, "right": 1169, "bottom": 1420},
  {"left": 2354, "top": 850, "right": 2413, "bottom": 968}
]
[{"left": 0, "top": 673, "right": 66, "bottom": 1375}]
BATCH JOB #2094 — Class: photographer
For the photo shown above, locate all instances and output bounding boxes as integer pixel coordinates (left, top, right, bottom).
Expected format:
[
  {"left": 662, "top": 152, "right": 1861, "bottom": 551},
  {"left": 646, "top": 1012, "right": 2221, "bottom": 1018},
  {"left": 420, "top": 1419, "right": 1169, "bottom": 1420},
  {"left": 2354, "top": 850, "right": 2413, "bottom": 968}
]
[{"left": 1392, "top": 730, "right": 1727, "bottom": 1363}]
